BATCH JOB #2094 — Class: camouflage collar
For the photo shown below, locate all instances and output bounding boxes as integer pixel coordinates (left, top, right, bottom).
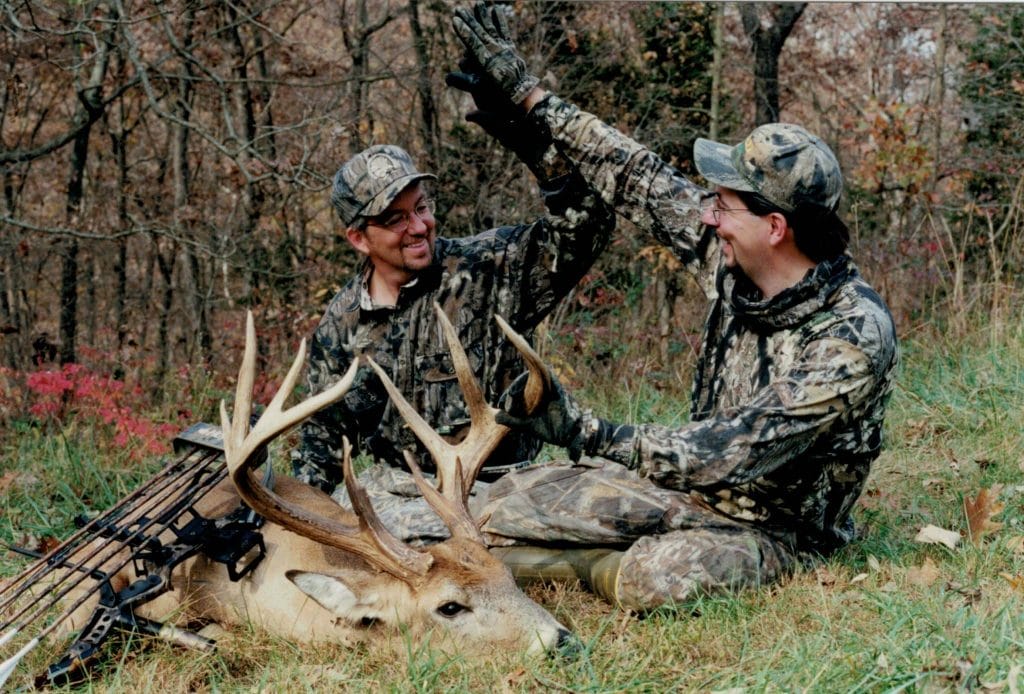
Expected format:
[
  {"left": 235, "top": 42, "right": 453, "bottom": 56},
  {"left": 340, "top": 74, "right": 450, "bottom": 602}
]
[{"left": 723, "top": 254, "right": 855, "bottom": 331}]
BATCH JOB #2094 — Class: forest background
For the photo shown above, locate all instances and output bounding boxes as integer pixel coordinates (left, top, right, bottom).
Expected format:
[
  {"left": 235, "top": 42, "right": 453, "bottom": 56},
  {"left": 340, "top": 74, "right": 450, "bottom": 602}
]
[
  {"left": 1, "top": 0, "right": 1020, "bottom": 443},
  {"left": 2, "top": 1, "right": 1024, "bottom": 691}
]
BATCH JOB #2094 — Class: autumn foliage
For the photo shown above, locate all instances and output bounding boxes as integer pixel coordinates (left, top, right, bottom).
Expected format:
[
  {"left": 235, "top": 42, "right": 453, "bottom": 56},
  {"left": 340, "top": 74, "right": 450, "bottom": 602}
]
[{"left": 10, "top": 363, "right": 186, "bottom": 459}]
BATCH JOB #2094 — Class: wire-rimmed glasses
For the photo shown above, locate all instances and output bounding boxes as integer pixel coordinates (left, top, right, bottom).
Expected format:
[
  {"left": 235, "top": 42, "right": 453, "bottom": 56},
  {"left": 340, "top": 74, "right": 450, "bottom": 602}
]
[
  {"left": 699, "top": 193, "right": 758, "bottom": 224},
  {"left": 367, "top": 198, "right": 436, "bottom": 234}
]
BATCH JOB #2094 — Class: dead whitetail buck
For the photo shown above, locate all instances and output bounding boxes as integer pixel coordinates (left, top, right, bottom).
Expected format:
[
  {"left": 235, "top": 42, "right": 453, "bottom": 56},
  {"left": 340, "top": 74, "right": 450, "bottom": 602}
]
[{"left": 0, "top": 305, "right": 571, "bottom": 688}]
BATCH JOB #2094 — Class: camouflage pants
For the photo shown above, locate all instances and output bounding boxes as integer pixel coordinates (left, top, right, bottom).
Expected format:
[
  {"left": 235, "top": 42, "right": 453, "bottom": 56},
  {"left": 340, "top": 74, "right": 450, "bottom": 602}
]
[
  {"left": 337, "top": 458, "right": 800, "bottom": 611},
  {"left": 331, "top": 464, "right": 494, "bottom": 546}
]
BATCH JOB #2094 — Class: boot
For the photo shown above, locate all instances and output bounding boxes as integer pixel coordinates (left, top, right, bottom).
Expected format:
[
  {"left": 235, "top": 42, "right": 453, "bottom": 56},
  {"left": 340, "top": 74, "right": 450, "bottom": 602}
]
[{"left": 587, "top": 550, "right": 624, "bottom": 607}]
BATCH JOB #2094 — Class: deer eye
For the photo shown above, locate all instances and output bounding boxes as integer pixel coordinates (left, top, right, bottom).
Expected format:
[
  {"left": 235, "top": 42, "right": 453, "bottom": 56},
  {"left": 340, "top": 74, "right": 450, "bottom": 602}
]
[{"left": 437, "top": 601, "right": 468, "bottom": 618}]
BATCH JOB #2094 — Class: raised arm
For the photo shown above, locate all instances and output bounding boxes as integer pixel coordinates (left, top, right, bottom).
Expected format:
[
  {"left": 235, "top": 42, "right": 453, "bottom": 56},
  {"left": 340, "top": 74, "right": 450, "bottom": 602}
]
[{"left": 451, "top": 2, "right": 718, "bottom": 285}]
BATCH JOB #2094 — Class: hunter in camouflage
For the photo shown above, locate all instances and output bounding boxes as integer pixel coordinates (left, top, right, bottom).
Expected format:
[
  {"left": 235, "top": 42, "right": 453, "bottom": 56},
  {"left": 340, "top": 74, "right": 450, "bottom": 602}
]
[
  {"left": 290, "top": 122, "right": 615, "bottom": 541},
  {"left": 451, "top": 2, "right": 899, "bottom": 611}
]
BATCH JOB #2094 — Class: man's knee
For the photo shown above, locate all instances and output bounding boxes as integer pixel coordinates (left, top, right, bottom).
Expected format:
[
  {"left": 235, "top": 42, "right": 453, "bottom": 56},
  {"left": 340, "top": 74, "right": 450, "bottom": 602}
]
[{"left": 614, "top": 529, "right": 793, "bottom": 612}]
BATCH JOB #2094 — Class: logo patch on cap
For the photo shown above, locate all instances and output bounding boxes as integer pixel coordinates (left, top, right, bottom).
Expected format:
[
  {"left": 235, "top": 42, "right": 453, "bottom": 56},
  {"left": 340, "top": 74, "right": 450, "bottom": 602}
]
[{"left": 367, "top": 153, "right": 399, "bottom": 181}]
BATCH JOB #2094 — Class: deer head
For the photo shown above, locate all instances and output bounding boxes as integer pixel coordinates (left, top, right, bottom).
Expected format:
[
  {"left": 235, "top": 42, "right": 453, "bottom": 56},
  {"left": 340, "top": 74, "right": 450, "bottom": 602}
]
[{"left": 219, "top": 306, "right": 572, "bottom": 656}]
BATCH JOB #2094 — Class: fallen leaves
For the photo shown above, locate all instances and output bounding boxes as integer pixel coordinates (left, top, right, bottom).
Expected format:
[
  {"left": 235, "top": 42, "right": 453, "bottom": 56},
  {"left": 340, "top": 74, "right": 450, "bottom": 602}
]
[
  {"left": 1000, "top": 573, "right": 1024, "bottom": 593},
  {"left": 915, "top": 524, "right": 961, "bottom": 550},
  {"left": 912, "top": 484, "right": 1006, "bottom": 551},
  {"left": 0, "top": 470, "right": 18, "bottom": 494},
  {"left": 12, "top": 533, "right": 61, "bottom": 555},
  {"left": 903, "top": 484, "right": 1014, "bottom": 596},
  {"left": 964, "top": 484, "right": 1005, "bottom": 544}
]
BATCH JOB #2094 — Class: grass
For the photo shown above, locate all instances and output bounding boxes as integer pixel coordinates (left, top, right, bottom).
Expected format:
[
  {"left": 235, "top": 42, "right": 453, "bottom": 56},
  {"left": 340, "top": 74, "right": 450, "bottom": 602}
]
[{"left": 3, "top": 315, "right": 1024, "bottom": 692}]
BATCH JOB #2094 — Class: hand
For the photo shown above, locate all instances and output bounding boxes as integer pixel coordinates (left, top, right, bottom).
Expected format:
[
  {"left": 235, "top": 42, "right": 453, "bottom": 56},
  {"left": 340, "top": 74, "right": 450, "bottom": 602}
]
[
  {"left": 446, "top": 54, "right": 514, "bottom": 114},
  {"left": 446, "top": 53, "right": 551, "bottom": 172},
  {"left": 495, "top": 370, "right": 589, "bottom": 460},
  {"left": 445, "top": 55, "right": 525, "bottom": 147},
  {"left": 452, "top": 2, "right": 539, "bottom": 105}
]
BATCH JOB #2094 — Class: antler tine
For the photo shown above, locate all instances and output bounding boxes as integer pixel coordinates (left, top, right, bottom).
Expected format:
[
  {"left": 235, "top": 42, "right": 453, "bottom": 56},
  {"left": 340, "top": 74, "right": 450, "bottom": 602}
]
[
  {"left": 403, "top": 450, "right": 482, "bottom": 542},
  {"left": 342, "top": 439, "right": 435, "bottom": 575},
  {"left": 433, "top": 302, "right": 488, "bottom": 422},
  {"left": 222, "top": 311, "right": 431, "bottom": 582},
  {"left": 493, "top": 314, "right": 551, "bottom": 415},
  {"left": 367, "top": 305, "right": 552, "bottom": 541},
  {"left": 225, "top": 312, "right": 358, "bottom": 477},
  {"left": 366, "top": 355, "right": 450, "bottom": 464}
]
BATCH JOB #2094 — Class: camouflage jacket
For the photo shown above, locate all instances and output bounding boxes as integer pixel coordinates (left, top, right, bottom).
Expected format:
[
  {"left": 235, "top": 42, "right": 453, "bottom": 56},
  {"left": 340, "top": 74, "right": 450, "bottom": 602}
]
[
  {"left": 292, "top": 154, "right": 615, "bottom": 494},
  {"left": 533, "top": 95, "right": 899, "bottom": 554}
]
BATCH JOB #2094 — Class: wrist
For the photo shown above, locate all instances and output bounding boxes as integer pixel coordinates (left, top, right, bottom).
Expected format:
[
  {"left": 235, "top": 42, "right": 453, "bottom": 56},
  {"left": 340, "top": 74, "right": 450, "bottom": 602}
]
[
  {"left": 521, "top": 86, "right": 547, "bottom": 114},
  {"left": 582, "top": 417, "right": 634, "bottom": 464},
  {"left": 567, "top": 411, "right": 601, "bottom": 462}
]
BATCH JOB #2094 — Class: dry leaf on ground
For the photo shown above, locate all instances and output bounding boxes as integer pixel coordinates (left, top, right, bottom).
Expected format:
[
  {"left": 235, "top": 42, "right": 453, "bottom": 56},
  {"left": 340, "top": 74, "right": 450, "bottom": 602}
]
[
  {"left": 964, "top": 484, "right": 1005, "bottom": 544},
  {"left": 503, "top": 667, "right": 527, "bottom": 692},
  {"left": 1000, "top": 573, "right": 1024, "bottom": 592},
  {"left": 907, "top": 557, "right": 941, "bottom": 586},
  {"left": 1006, "top": 536, "right": 1024, "bottom": 554},
  {"left": 915, "top": 524, "right": 961, "bottom": 549},
  {"left": 0, "top": 470, "right": 18, "bottom": 494}
]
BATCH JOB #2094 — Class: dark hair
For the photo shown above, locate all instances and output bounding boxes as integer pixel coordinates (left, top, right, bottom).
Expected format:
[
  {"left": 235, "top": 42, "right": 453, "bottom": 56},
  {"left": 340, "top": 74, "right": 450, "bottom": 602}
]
[{"left": 736, "top": 190, "right": 850, "bottom": 263}]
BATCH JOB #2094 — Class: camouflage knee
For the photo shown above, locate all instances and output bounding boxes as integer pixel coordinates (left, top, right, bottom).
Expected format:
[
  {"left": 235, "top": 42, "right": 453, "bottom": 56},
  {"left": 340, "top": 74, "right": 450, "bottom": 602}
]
[
  {"left": 477, "top": 458, "right": 686, "bottom": 545},
  {"left": 614, "top": 528, "right": 795, "bottom": 612}
]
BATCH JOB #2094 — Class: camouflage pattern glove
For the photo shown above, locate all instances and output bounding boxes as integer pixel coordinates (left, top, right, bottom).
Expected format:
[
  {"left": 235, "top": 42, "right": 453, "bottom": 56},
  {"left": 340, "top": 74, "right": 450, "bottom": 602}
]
[
  {"left": 496, "top": 370, "right": 597, "bottom": 462},
  {"left": 446, "top": 55, "right": 549, "bottom": 164},
  {"left": 452, "top": 2, "right": 539, "bottom": 105}
]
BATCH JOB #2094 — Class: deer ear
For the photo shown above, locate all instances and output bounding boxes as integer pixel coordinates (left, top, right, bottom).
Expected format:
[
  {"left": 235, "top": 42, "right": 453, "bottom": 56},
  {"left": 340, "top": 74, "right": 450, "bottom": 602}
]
[{"left": 286, "top": 570, "right": 384, "bottom": 624}]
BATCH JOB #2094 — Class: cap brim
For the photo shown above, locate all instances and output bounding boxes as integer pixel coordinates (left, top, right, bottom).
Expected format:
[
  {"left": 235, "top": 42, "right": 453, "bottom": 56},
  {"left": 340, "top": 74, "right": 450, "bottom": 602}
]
[
  {"left": 360, "top": 172, "right": 438, "bottom": 218},
  {"left": 693, "top": 138, "right": 755, "bottom": 193}
]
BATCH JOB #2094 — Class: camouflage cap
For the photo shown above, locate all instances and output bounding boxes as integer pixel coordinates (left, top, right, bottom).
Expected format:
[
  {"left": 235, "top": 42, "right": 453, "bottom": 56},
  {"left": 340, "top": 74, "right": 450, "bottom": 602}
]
[
  {"left": 331, "top": 145, "right": 437, "bottom": 226},
  {"left": 694, "top": 123, "right": 842, "bottom": 213}
]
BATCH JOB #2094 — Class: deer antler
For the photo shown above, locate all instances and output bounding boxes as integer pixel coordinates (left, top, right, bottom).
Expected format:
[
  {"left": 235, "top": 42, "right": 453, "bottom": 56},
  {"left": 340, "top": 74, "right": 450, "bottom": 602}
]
[
  {"left": 222, "top": 311, "right": 432, "bottom": 582},
  {"left": 367, "top": 303, "right": 550, "bottom": 540}
]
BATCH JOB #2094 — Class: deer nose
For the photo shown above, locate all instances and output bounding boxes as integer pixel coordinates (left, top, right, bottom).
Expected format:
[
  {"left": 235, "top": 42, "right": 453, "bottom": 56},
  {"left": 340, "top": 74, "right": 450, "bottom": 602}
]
[{"left": 553, "top": 628, "right": 582, "bottom": 659}]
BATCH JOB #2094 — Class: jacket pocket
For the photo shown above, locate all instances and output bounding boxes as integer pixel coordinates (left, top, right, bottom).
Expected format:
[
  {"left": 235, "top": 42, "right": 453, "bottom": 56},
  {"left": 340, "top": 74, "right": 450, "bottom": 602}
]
[{"left": 415, "top": 345, "right": 484, "bottom": 435}]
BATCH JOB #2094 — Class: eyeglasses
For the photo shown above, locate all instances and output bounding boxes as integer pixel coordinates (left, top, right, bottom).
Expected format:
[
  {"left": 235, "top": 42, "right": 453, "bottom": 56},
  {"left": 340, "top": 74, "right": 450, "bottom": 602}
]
[
  {"left": 699, "top": 194, "right": 759, "bottom": 225},
  {"left": 365, "top": 198, "right": 436, "bottom": 234}
]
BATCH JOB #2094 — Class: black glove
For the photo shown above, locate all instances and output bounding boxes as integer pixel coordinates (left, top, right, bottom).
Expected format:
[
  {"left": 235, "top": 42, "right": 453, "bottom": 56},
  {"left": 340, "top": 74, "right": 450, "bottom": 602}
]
[
  {"left": 445, "top": 55, "right": 532, "bottom": 153},
  {"left": 452, "top": 2, "right": 539, "bottom": 105},
  {"left": 496, "top": 370, "right": 592, "bottom": 461},
  {"left": 447, "top": 52, "right": 561, "bottom": 184}
]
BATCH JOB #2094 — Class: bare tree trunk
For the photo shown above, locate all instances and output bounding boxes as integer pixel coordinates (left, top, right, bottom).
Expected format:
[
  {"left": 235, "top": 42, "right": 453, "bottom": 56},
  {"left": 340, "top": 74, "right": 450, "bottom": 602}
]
[
  {"left": 409, "top": 0, "right": 441, "bottom": 169},
  {"left": 60, "top": 130, "right": 88, "bottom": 366},
  {"left": 709, "top": 3, "right": 724, "bottom": 141},
  {"left": 60, "top": 110, "right": 92, "bottom": 366},
  {"left": 109, "top": 119, "right": 130, "bottom": 378},
  {"left": 930, "top": 5, "right": 947, "bottom": 194},
  {"left": 0, "top": 246, "right": 12, "bottom": 368},
  {"left": 656, "top": 274, "right": 670, "bottom": 365},
  {"left": 174, "top": 3, "right": 212, "bottom": 365},
  {"left": 340, "top": 0, "right": 396, "bottom": 151},
  {"left": 739, "top": 3, "right": 806, "bottom": 125},
  {"left": 0, "top": 176, "right": 29, "bottom": 369},
  {"left": 225, "top": 2, "right": 265, "bottom": 302},
  {"left": 138, "top": 240, "right": 156, "bottom": 357},
  {"left": 84, "top": 252, "right": 98, "bottom": 346},
  {"left": 59, "top": 2, "right": 113, "bottom": 365},
  {"left": 153, "top": 239, "right": 177, "bottom": 395}
]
